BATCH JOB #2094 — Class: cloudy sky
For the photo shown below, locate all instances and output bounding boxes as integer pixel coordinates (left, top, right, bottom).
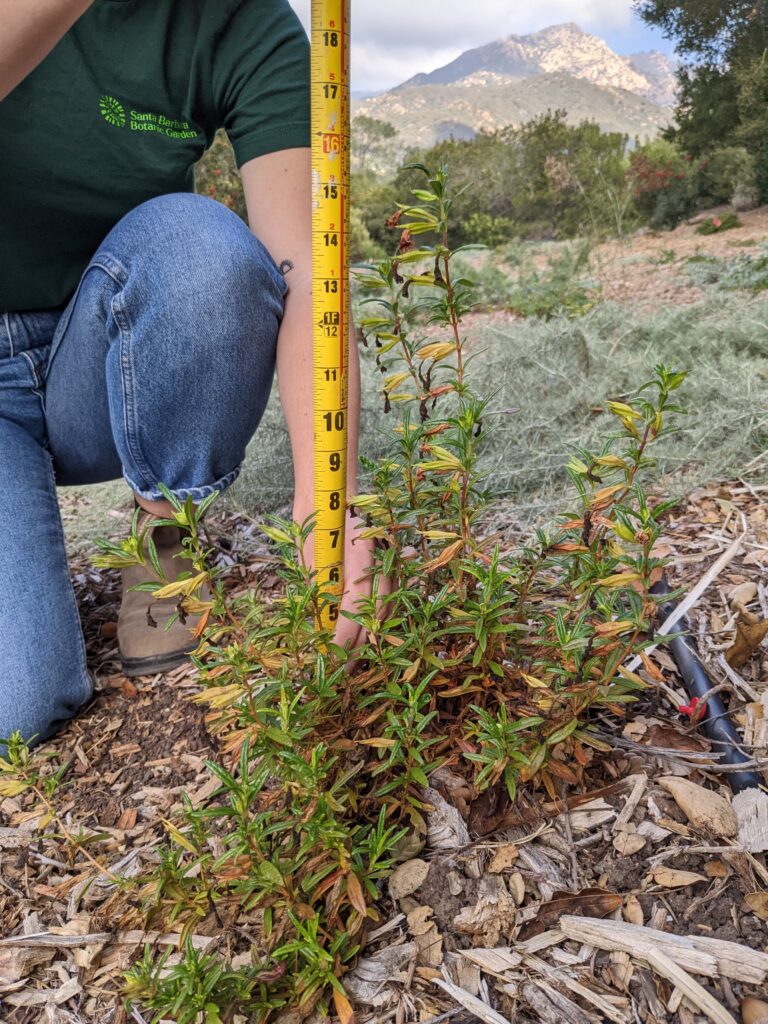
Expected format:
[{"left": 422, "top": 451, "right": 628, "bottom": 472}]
[{"left": 287, "top": 1, "right": 675, "bottom": 93}]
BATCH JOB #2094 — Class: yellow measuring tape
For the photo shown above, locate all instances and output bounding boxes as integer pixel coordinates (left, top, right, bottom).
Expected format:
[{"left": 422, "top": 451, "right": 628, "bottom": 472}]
[{"left": 311, "top": 0, "right": 350, "bottom": 631}]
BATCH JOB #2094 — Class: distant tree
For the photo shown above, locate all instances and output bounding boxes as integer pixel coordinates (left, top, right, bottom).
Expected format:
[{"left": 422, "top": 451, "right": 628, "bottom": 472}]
[
  {"left": 635, "top": 0, "right": 768, "bottom": 194},
  {"left": 354, "top": 115, "right": 633, "bottom": 249},
  {"left": 195, "top": 130, "right": 247, "bottom": 220},
  {"left": 352, "top": 115, "right": 398, "bottom": 174},
  {"left": 634, "top": 1, "right": 763, "bottom": 63}
]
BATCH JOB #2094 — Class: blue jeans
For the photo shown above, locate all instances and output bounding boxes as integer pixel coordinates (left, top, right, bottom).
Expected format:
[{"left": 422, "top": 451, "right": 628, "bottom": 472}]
[{"left": 0, "top": 193, "right": 287, "bottom": 752}]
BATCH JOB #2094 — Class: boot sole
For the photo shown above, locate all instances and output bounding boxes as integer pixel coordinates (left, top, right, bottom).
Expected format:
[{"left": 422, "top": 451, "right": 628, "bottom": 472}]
[{"left": 120, "top": 646, "right": 196, "bottom": 678}]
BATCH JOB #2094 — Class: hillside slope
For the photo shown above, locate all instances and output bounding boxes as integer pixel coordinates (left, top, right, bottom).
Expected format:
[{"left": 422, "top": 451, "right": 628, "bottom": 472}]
[{"left": 354, "top": 71, "right": 673, "bottom": 149}]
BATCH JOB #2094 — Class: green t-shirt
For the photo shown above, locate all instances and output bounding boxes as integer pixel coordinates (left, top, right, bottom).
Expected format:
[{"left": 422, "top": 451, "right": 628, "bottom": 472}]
[{"left": 0, "top": 0, "right": 310, "bottom": 313}]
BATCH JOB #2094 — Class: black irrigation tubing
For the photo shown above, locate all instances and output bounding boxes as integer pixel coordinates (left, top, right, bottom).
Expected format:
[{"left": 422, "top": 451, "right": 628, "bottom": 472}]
[{"left": 651, "top": 577, "right": 763, "bottom": 795}]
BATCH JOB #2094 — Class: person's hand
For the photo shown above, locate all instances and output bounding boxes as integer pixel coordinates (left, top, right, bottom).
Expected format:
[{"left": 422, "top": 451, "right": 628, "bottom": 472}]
[
  {"left": 333, "top": 509, "right": 391, "bottom": 652},
  {"left": 294, "top": 505, "right": 391, "bottom": 654}
]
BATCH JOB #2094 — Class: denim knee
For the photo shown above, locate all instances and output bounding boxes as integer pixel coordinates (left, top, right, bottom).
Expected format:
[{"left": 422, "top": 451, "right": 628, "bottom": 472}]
[
  {"left": 110, "top": 192, "right": 288, "bottom": 312},
  {"left": 88, "top": 193, "right": 288, "bottom": 504},
  {"left": 0, "top": 669, "right": 93, "bottom": 758}
]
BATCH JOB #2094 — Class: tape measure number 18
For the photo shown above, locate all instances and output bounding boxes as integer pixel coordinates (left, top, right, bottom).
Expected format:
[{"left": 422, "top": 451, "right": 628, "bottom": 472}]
[{"left": 311, "top": 0, "right": 351, "bottom": 632}]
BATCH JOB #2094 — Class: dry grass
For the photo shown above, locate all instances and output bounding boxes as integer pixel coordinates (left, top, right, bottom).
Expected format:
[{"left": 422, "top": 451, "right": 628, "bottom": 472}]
[{"left": 60, "top": 287, "right": 768, "bottom": 551}]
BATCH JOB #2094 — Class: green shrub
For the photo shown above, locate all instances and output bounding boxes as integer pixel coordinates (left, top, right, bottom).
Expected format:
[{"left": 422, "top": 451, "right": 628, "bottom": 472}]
[
  {"left": 732, "top": 183, "right": 762, "bottom": 212},
  {"left": 446, "top": 254, "right": 511, "bottom": 309},
  {"left": 695, "top": 212, "right": 743, "bottom": 235},
  {"left": 195, "top": 131, "right": 246, "bottom": 221},
  {"left": 463, "top": 211, "right": 517, "bottom": 248},
  {"left": 685, "top": 242, "right": 768, "bottom": 292},
  {"left": 76, "top": 165, "right": 683, "bottom": 1024},
  {"left": 628, "top": 140, "right": 700, "bottom": 230},
  {"left": 697, "top": 146, "right": 757, "bottom": 205},
  {"left": 354, "top": 113, "right": 634, "bottom": 250},
  {"left": 350, "top": 206, "right": 384, "bottom": 263},
  {"left": 508, "top": 243, "right": 598, "bottom": 319}
]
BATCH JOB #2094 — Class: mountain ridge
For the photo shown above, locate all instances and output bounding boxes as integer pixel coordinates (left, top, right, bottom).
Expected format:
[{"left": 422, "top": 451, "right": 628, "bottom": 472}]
[
  {"left": 393, "top": 23, "right": 677, "bottom": 108},
  {"left": 354, "top": 23, "right": 677, "bottom": 154}
]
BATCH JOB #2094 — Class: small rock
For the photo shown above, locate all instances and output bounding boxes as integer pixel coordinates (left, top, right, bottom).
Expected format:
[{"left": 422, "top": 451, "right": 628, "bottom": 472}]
[
  {"left": 508, "top": 872, "right": 526, "bottom": 905},
  {"left": 612, "top": 831, "right": 646, "bottom": 856},
  {"left": 623, "top": 894, "right": 644, "bottom": 926},
  {"left": 729, "top": 581, "right": 758, "bottom": 606},
  {"left": 742, "top": 997, "right": 768, "bottom": 1024},
  {"left": 447, "top": 870, "right": 464, "bottom": 896},
  {"left": 658, "top": 777, "right": 738, "bottom": 838},
  {"left": 388, "top": 858, "right": 430, "bottom": 901}
]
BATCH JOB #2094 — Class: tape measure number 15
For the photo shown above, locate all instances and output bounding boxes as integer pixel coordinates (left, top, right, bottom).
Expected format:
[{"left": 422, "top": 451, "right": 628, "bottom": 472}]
[{"left": 311, "top": 0, "right": 350, "bottom": 632}]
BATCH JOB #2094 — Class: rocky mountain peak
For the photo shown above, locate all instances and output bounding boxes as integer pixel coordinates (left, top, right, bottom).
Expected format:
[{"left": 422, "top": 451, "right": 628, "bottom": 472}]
[{"left": 395, "top": 23, "right": 677, "bottom": 109}]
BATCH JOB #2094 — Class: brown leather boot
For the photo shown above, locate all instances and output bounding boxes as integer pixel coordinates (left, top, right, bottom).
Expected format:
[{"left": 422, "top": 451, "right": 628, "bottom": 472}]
[{"left": 117, "top": 520, "right": 208, "bottom": 677}]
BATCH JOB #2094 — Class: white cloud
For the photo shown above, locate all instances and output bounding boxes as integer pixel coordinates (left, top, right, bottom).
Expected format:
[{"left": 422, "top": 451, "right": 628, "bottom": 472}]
[{"left": 288, "top": 0, "right": 635, "bottom": 91}]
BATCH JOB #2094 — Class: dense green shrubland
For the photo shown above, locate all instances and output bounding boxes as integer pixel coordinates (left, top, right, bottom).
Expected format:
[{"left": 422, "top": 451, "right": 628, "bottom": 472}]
[{"left": 197, "top": 114, "right": 760, "bottom": 266}]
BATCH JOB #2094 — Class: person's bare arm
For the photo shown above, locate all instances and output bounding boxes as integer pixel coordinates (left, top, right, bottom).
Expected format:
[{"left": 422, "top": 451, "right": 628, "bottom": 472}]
[
  {"left": 0, "top": 0, "right": 94, "bottom": 100},
  {"left": 241, "top": 148, "right": 375, "bottom": 647},
  {"left": 240, "top": 147, "right": 361, "bottom": 514}
]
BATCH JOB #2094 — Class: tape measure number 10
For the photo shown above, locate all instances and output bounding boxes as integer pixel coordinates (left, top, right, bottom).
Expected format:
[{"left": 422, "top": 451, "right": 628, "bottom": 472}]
[{"left": 311, "top": 0, "right": 350, "bottom": 632}]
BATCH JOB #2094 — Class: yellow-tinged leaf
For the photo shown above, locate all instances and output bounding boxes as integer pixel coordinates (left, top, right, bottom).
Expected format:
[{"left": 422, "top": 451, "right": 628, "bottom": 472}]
[
  {"left": 617, "top": 666, "right": 648, "bottom": 687},
  {"left": 383, "top": 372, "right": 412, "bottom": 394},
  {"left": 606, "top": 401, "right": 642, "bottom": 421},
  {"left": 0, "top": 778, "right": 30, "bottom": 797},
  {"left": 358, "top": 527, "right": 391, "bottom": 540},
  {"left": 612, "top": 522, "right": 636, "bottom": 542},
  {"left": 593, "top": 484, "right": 624, "bottom": 503},
  {"left": 420, "top": 445, "right": 464, "bottom": 470},
  {"left": 403, "top": 658, "right": 422, "bottom": 681},
  {"left": 594, "top": 619, "right": 635, "bottom": 636},
  {"left": 594, "top": 454, "right": 629, "bottom": 468},
  {"left": 192, "top": 683, "right": 246, "bottom": 707},
  {"left": 346, "top": 872, "right": 368, "bottom": 916},
  {"left": 260, "top": 525, "right": 294, "bottom": 545},
  {"left": 597, "top": 572, "right": 642, "bottom": 588},
  {"left": 417, "top": 342, "right": 457, "bottom": 361},
  {"left": 405, "top": 274, "right": 438, "bottom": 286},
  {"left": 358, "top": 738, "right": 397, "bottom": 748},
  {"left": 333, "top": 989, "right": 356, "bottom": 1024},
  {"left": 153, "top": 571, "right": 208, "bottom": 601},
  {"left": 522, "top": 673, "right": 550, "bottom": 689},
  {"left": 422, "top": 539, "right": 464, "bottom": 573},
  {"left": 420, "top": 530, "right": 462, "bottom": 540},
  {"left": 162, "top": 818, "right": 198, "bottom": 855}
]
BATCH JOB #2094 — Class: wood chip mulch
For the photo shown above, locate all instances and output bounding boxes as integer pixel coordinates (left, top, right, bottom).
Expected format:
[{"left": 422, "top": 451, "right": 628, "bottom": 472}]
[{"left": 1, "top": 483, "right": 768, "bottom": 1024}]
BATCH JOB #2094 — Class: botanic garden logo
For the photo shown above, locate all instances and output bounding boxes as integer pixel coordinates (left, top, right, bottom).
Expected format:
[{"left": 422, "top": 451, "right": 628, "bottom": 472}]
[
  {"left": 97, "top": 94, "right": 199, "bottom": 140},
  {"left": 99, "top": 95, "right": 126, "bottom": 128}
]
